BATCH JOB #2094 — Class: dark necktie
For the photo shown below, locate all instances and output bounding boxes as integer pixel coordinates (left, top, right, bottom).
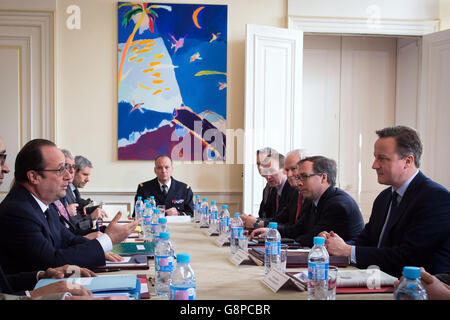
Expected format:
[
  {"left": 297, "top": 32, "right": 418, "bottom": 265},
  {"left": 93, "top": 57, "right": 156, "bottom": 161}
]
[
  {"left": 162, "top": 184, "right": 168, "bottom": 197},
  {"left": 73, "top": 188, "right": 81, "bottom": 202},
  {"left": 378, "top": 191, "right": 399, "bottom": 247}
]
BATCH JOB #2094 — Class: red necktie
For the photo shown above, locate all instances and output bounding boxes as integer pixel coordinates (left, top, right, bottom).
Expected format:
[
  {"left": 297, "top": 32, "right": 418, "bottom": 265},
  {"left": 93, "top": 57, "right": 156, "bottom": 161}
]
[{"left": 295, "top": 193, "right": 303, "bottom": 221}]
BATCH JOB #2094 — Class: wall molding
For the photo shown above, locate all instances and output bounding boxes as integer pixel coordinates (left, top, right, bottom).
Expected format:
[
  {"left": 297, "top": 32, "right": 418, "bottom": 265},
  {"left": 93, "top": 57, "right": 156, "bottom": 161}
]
[
  {"left": 288, "top": 15, "right": 440, "bottom": 36},
  {"left": 0, "top": 10, "right": 55, "bottom": 143}
]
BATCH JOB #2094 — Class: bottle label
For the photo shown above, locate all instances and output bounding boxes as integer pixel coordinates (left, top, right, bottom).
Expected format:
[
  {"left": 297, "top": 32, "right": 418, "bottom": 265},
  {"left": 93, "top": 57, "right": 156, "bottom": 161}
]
[
  {"left": 308, "top": 262, "right": 329, "bottom": 281},
  {"left": 170, "top": 286, "right": 196, "bottom": 300},
  {"left": 143, "top": 216, "right": 151, "bottom": 225},
  {"left": 219, "top": 217, "right": 230, "bottom": 228},
  {"left": 155, "top": 255, "right": 174, "bottom": 272},
  {"left": 265, "top": 241, "right": 280, "bottom": 256},
  {"left": 231, "top": 226, "right": 243, "bottom": 239},
  {"left": 151, "top": 223, "right": 158, "bottom": 233}
]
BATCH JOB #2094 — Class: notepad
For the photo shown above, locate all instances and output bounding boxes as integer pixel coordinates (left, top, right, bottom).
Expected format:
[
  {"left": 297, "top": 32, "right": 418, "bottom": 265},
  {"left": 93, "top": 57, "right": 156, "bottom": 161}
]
[{"left": 34, "top": 274, "right": 138, "bottom": 293}]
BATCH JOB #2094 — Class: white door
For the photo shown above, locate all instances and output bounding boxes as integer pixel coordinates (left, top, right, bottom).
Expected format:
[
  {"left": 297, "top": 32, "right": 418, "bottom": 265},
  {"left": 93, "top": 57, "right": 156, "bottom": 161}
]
[
  {"left": 418, "top": 29, "right": 450, "bottom": 189},
  {"left": 0, "top": 11, "right": 54, "bottom": 199},
  {"left": 243, "top": 24, "right": 303, "bottom": 215}
]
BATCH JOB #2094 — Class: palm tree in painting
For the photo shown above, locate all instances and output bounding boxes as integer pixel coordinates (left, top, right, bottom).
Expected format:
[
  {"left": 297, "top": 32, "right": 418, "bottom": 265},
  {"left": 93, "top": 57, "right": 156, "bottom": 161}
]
[{"left": 118, "top": 2, "right": 171, "bottom": 88}]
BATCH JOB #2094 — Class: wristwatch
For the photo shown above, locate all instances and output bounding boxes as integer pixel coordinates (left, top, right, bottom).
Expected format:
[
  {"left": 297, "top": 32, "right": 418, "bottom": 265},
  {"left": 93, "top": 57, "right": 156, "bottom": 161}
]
[{"left": 253, "top": 217, "right": 262, "bottom": 229}]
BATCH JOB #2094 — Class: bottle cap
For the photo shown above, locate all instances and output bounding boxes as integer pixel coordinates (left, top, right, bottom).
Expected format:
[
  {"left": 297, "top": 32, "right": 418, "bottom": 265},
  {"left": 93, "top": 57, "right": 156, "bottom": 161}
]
[
  {"left": 234, "top": 212, "right": 240, "bottom": 218},
  {"left": 403, "top": 266, "right": 421, "bottom": 279},
  {"left": 211, "top": 201, "right": 216, "bottom": 204},
  {"left": 196, "top": 195, "right": 200, "bottom": 198},
  {"left": 144, "top": 199, "right": 149, "bottom": 203},
  {"left": 146, "top": 203, "right": 151, "bottom": 208},
  {"left": 202, "top": 197, "right": 207, "bottom": 201},
  {"left": 150, "top": 196, "right": 155, "bottom": 199},
  {"left": 177, "top": 253, "right": 190, "bottom": 263},
  {"left": 159, "top": 232, "right": 169, "bottom": 239},
  {"left": 313, "top": 237, "right": 325, "bottom": 245},
  {"left": 137, "top": 196, "right": 142, "bottom": 200},
  {"left": 222, "top": 205, "right": 228, "bottom": 209},
  {"left": 268, "top": 222, "right": 278, "bottom": 229},
  {"left": 153, "top": 208, "right": 160, "bottom": 213},
  {"left": 158, "top": 218, "right": 167, "bottom": 224}
]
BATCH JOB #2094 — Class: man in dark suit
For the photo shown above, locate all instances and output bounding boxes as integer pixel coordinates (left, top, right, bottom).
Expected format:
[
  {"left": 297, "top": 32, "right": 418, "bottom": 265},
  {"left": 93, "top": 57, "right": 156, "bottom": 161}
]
[
  {"left": 250, "top": 156, "right": 365, "bottom": 248},
  {"left": 0, "top": 139, "right": 140, "bottom": 273},
  {"left": 134, "top": 155, "right": 194, "bottom": 216},
  {"left": 323, "top": 126, "right": 450, "bottom": 277},
  {"left": 0, "top": 137, "right": 101, "bottom": 300},
  {"left": 64, "top": 155, "right": 108, "bottom": 233},
  {"left": 242, "top": 149, "right": 303, "bottom": 229}
]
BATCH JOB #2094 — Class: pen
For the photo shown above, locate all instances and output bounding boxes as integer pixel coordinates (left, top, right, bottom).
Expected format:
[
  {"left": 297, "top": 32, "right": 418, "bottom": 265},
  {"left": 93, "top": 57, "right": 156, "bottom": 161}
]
[{"left": 96, "top": 221, "right": 100, "bottom": 230}]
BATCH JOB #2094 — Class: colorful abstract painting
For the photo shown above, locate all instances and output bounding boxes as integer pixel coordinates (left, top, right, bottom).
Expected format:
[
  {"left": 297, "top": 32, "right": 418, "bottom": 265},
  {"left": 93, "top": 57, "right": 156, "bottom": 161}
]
[{"left": 117, "top": 3, "right": 227, "bottom": 161}]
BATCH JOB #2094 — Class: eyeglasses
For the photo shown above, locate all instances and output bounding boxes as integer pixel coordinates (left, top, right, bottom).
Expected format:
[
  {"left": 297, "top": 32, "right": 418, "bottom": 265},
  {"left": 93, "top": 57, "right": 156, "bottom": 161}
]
[
  {"left": 0, "top": 153, "right": 6, "bottom": 166},
  {"left": 295, "top": 173, "right": 322, "bottom": 181},
  {"left": 66, "top": 164, "right": 76, "bottom": 171},
  {"left": 38, "top": 163, "right": 71, "bottom": 176}
]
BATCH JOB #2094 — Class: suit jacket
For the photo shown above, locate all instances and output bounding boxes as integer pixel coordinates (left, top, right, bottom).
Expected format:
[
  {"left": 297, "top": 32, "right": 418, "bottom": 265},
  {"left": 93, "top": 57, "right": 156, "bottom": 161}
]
[
  {"left": 270, "top": 189, "right": 302, "bottom": 226},
  {"left": 134, "top": 177, "right": 194, "bottom": 216},
  {"left": 278, "top": 186, "right": 365, "bottom": 248},
  {"left": 355, "top": 171, "right": 450, "bottom": 277},
  {"left": 0, "top": 185, "right": 105, "bottom": 274},
  {"left": 0, "top": 265, "right": 37, "bottom": 295},
  {"left": 64, "top": 185, "right": 94, "bottom": 233},
  {"left": 261, "top": 181, "right": 296, "bottom": 226},
  {"left": 257, "top": 183, "right": 277, "bottom": 219}
]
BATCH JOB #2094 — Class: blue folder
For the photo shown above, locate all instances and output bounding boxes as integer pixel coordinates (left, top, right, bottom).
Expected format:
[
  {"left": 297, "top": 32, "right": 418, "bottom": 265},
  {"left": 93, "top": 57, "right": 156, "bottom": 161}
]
[{"left": 34, "top": 274, "right": 138, "bottom": 293}]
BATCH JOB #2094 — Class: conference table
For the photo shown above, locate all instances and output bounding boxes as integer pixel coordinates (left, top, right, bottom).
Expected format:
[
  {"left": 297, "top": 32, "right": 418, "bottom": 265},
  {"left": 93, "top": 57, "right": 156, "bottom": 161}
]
[{"left": 114, "top": 220, "right": 393, "bottom": 300}]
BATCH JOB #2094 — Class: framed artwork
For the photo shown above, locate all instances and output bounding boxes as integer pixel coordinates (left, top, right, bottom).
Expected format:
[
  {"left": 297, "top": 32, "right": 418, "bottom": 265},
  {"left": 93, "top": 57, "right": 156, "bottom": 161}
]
[{"left": 117, "top": 2, "right": 227, "bottom": 161}]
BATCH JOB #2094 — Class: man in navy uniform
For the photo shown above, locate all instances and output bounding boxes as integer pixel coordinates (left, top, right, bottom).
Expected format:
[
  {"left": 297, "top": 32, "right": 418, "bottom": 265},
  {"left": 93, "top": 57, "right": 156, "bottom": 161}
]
[{"left": 134, "top": 155, "right": 194, "bottom": 216}]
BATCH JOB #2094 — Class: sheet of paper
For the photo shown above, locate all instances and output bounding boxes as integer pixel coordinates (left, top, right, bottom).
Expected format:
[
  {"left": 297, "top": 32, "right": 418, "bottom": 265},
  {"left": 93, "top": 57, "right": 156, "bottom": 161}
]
[{"left": 106, "top": 256, "right": 131, "bottom": 265}]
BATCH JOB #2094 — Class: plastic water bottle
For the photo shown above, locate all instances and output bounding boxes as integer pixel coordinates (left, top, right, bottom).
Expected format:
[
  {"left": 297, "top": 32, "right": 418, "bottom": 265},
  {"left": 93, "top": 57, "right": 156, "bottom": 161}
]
[
  {"left": 218, "top": 205, "right": 230, "bottom": 237},
  {"left": 193, "top": 195, "right": 201, "bottom": 223},
  {"left": 230, "top": 213, "right": 244, "bottom": 254},
  {"left": 155, "top": 217, "right": 169, "bottom": 245},
  {"left": 135, "top": 196, "right": 144, "bottom": 221},
  {"left": 307, "top": 237, "right": 329, "bottom": 300},
  {"left": 155, "top": 232, "right": 175, "bottom": 297},
  {"left": 169, "top": 253, "right": 196, "bottom": 300},
  {"left": 149, "top": 196, "right": 156, "bottom": 208},
  {"left": 150, "top": 208, "right": 160, "bottom": 251},
  {"left": 142, "top": 203, "right": 153, "bottom": 240},
  {"left": 209, "top": 201, "right": 219, "bottom": 230},
  {"left": 264, "top": 222, "right": 281, "bottom": 274},
  {"left": 200, "top": 198, "right": 209, "bottom": 227},
  {"left": 394, "top": 266, "right": 428, "bottom": 300}
]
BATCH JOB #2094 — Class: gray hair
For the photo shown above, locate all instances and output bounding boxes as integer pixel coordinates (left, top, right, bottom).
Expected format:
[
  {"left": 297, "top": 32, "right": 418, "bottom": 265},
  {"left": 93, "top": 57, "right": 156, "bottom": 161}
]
[
  {"left": 286, "top": 149, "right": 307, "bottom": 160},
  {"left": 60, "top": 149, "right": 74, "bottom": 160},
  {"left": 74, "top": 155, "right": 93, "bottom": 171}
]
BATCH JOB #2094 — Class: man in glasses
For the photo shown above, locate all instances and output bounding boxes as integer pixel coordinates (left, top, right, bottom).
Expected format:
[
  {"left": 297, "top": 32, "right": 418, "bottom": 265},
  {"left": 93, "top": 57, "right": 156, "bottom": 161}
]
[
  {"left": 0, "top": 137, "right": 109, "bottom": 300},
  {"left": 0, "top": 139, "right": 140, "bottom": 274},
  {"left": 250, "top": 156, "right": 364, "bottom": 248},
  {"left": 241, "top": 148, "right": 296, "bottom": 230},
  {"left": 322, "top": 126, "right": 450, "bottom": 277}
]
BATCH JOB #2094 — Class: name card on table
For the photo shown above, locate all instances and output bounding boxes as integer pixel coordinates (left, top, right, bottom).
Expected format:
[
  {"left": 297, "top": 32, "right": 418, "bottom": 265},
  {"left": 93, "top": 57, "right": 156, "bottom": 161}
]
[
  {"left": 215, "top": 233, "right": 229, "bottom": 247},
  {"left": 230, "top": 249, "right": 249, "bottom": 266},
  {"left": 262, "top": 269, "right": 306, "bottom": 293}
]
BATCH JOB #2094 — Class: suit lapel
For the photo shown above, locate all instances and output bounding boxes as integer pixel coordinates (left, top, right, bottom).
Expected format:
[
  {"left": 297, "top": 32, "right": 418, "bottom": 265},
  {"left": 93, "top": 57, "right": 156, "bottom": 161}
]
[{"left": 380, "top": 172, "right": 425, "bottom": 241}]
